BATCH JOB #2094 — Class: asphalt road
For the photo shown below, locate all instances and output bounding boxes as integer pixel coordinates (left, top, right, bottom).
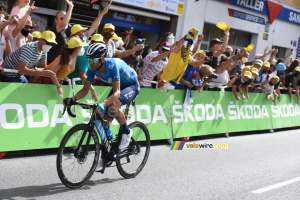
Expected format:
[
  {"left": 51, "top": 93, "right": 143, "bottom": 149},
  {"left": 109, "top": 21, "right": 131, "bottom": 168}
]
[{"left": 1, "top": 128, "right": 300, "bottom": 200}]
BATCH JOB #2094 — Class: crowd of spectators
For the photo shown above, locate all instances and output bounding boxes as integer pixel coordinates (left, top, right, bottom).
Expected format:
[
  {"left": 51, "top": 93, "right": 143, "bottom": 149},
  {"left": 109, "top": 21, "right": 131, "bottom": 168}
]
[{"left": 0, "top": 1, "right": 299, "bottom": 106}]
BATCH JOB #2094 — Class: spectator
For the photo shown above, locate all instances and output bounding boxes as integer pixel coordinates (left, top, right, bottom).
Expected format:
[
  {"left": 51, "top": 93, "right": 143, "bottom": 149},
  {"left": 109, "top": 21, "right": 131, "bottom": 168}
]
[
  {"left": 0, "top": 30, "right": 56, "bottom": 83},
  {"left": 138, "top": 42, "right": 171, "bottom": 88},
  {"left": 8, "top": 0, "right": 37, "bottom": 51},
  {"left": 90, "top": 33, "right": 104, "bottom": 44},
  {"left": 286, "top": 59, "right": 300, "bottom": 73},
  {"left": 261, "top": 75, "right": 280, "bottom": 105},
  {"left": 33, "top": 37, "right": 87, "bottom": 98},
  {"left": 153, "top": 32, "right": 174, "bottom": 51},
  {"left": 230, "top": 50, "right": 250, "bottom": 76},
  {"left": 230, "top": 71, "right": 252, "bottom": 101},
  {"left": 224, "top": 46, "right": 233, "bottom": 57},
  {"left": 121, "top": 38, "right": 144, "bottom": 72},
  {"left": 68, "top": 8, "right": 109, "bottom": 100},
  {"left": 101, "top": 23, "right": 143, "bottom": 58},
  {"left": 194, "top": 64, "right": 216, "bottom": 91},
  {"left": 175, "top": 50, "right": 206, "bottom": 90},
  {"left": 285, "top": 66, "right": 300, "bottom": 103},
  {"left": 257, "top": 61, "right": 271, "bottom": 84},
  {"left": 141, "top": 45, "right": 152, "bottom": 59},
  {"left": 206, "top": 29, "right": 229, "bottom": 70},
  {"left": 123, "top": 27, "right": 133, "bottom": 48},
  {"left": 31, "top": 31, "right": 41, "bottom": 42},
  {"left": 47, "top": 0, "right": 74, "bottom": 64},
  {"left": 17, "top": 18, "right": 33, "bottom": 45},
  {"left": 0, "top": 27, "right": 12, "bottom": 65},
  {"left": 111, "top": 33, "right": 122, "bottom": 49}
]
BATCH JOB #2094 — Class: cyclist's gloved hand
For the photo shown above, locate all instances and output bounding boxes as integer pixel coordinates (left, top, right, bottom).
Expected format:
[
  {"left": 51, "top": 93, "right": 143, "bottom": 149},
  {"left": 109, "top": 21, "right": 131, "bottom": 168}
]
[
  {"left": 63, "top": 97, "right": 75, "bottom": 107},
  {"left": 96, "top": 102, "right": 105, "bottom": 113}
]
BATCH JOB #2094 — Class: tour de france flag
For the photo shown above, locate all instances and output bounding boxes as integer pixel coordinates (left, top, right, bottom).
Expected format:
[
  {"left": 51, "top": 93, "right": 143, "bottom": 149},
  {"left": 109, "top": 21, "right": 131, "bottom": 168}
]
[{"left": 170, "top": 141, "right": 186, "bottom": 150}]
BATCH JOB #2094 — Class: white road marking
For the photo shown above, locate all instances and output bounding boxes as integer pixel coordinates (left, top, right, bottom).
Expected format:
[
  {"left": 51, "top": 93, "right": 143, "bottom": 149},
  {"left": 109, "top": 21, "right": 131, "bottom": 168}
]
[{"left": 251, "top": 177, "right": 300, "bottom": 194}]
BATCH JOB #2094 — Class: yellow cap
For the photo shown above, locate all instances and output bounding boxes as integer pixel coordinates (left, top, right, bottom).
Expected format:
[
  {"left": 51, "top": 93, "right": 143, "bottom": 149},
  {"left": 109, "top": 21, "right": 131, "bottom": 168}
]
[
  {"left": 195, "top": 50, "right": 206, "bottom": 57},
  {"left": 294, "top": 67, "right": 300, "bottom": 72},
  {"left": 243, "top": 71, "right": 252, "bottom": 79},
  {"left": 250, "top": 67, "right": 259, "bottom": 75},
  {"left": 71, "top": 24, "right": 88, "bottom": 35},
  {"left": 32, "top": 31, "right": 41, "bottom": 38},
  {"left": 41, "top": 30, "right": 57, "bottom": 44},
  {"left": 244, "top": 44, "right": 254, "bottom": 52},
  {"left": 104, "top": 23, "right": 115, "bottom": 31},
  {"left": 263, "top": 61, "right": 270, "bottom": 68},
  {"left": 111, "top": 33, "right": 122, "bottom": 40},
  {"left": 91, "top": 34, "right": 104, "bottom": 43},
  {"left": 67, "top": 37, "right": 87, "bottom": 49},
  {"left": 271, "top": 75, "right": 280, "bottom": 83}
]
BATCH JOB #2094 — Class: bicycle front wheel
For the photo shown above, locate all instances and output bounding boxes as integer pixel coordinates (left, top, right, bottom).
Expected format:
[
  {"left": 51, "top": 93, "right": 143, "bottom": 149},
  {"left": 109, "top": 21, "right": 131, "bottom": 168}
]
[
  {"left": 116, "top": 121, "right": 150, "bottom": 179},
  {"left": 56, "top": 124, "right": 100, "bottom": 189}
]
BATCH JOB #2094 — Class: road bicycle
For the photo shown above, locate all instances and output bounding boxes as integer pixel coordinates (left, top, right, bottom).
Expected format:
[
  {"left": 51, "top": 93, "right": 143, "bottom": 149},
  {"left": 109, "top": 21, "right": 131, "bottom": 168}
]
[{"left": 56, "top": 100, "right": 150, "bottom": 189}]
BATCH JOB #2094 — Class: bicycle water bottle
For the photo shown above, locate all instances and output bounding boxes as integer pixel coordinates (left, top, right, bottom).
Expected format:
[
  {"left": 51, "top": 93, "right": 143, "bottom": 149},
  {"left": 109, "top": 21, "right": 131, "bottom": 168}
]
[{"left": 104, "top": 126, "right": 114, "bottom": 141}]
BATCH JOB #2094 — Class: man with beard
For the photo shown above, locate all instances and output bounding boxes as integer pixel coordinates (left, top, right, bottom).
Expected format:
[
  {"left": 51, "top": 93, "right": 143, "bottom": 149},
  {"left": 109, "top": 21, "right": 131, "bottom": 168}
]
[
  {"left": 285, "top": 67, "right": 300, "bottom": 103},
  {"left": 101, "top": 23, "right": 144, "bottom": 58}
]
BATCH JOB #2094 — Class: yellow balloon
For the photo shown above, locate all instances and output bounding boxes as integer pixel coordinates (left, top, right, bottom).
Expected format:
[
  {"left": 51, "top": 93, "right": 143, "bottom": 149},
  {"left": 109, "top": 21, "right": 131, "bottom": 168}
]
[{"left": 216, "top": 22, "right": 230, "bottom": 30}]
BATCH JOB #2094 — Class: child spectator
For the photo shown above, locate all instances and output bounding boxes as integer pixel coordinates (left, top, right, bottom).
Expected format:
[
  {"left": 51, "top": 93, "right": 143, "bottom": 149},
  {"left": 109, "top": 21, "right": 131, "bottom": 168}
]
[
  {"left": 230, "top": 71, "right": 252, "bottom": 101},
  {"left": 261, "top": 76, "right": 280, "bottom": 105}
]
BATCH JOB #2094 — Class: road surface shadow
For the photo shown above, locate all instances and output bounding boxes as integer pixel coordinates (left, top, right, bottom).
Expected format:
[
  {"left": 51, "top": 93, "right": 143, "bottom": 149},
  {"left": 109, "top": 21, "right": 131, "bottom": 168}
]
[{"left": 0, "top": 177, "right": 124, "bottom": 199}]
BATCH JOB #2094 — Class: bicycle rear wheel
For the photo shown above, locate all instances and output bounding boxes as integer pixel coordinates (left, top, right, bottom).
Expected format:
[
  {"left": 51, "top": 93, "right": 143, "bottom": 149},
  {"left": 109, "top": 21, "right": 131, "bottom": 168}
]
[
  {"left": 116, "top": 121, "right": 150, "bottom": 179},
  {"left": 56, "top": 124, "right": 100, "bottom": 189}
]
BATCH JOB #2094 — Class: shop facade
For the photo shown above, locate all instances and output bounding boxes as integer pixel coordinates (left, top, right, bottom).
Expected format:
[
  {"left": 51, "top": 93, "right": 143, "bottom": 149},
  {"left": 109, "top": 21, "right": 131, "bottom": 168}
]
[{"left": 177, "top": 0, "right": 300, "bottom": 60}]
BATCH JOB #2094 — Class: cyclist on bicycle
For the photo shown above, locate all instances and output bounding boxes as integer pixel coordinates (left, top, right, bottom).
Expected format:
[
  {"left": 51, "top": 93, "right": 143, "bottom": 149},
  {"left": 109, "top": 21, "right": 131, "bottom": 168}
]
[{"left": 63, "top": 43, "right": 140, "bottom": 153}]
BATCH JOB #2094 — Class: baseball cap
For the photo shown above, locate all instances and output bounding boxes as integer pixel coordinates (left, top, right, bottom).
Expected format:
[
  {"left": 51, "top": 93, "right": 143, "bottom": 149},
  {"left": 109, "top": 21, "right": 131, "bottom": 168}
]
[
  {"left": 276, "top": 63, "right": 286, "bottom": 71},
  {"left": 263, "top": 61, "right": 270, "bottom": 68},
  {"left": 110, "top": 33, "right": 122, "bottom": 40},
  {"left": 243, "top": 71, "right": 252, "bottom": 79},
  {"left": 104, "top": 23, "right": 115, "bottom": 31},
  {"left": 41, "top": 30, "right": 57, "bottom": 44},
  {"left": 91, "top": 34, "right": 104, "bottom": 43},
  {"left": 161, "top": 41, "right": 171, "bottom": 51},
  {"left": 271, "top": 75, "right": 280, "bottom": 83},
  {"left": 195, "top": 50, "right": 206, "bottom": 57},
  {"left": 254, "top": 59, "right": 263, "bottom": 66},
  {"left": 71, "top": 24, "right": 88, "bottom": 35},
  {"left": 32, "top": 31, "right": 41, "bottom": 39},
  {"left": 250, "top": 67, "right": 259, "bottom": 75},
  {"left": 67, "top": 37, "right": 87, "bottom": 49},
  {"left": 294, "top": 67, "right": 300, "bottom": 72},
  {"left": 209, "top": 38, "right": 223, "bottom": 47},
  {"left": 134, "top": 38, "right": 143, "bottom": 45}
]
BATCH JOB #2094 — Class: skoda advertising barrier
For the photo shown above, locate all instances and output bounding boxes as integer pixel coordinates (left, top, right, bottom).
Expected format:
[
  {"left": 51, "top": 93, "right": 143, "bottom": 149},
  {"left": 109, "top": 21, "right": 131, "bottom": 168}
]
[
  {"left": 1, "top": 82, "right": 300, "bottom": 152},
  {"left": 224, "top": 92, "right": 273, "bottom": 132},
  {"left": 74, "top": 85, "right": 172, "bottom": 141},
  {"left": 0, "top": 83, "right": 74, "bottom": 151},
  {"left": 169, "top": 90, "right": 227, "bottom": 138},
  {"left": 270, "top": 95, "right": 300, "bottom": 129}
]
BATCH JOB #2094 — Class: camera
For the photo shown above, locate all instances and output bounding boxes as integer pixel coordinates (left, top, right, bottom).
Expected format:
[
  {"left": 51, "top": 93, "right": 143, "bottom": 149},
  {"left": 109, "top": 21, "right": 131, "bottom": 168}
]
[{"left": 209, "top": 73, "right": 218, "bottom": 79}]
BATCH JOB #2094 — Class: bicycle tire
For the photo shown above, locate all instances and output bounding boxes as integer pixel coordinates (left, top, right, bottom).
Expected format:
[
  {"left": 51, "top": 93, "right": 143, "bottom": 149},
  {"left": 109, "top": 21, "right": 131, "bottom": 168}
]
[
  {"left": 56, "top": 124, "right": 100, "bottom": 189},
  {"left": 116, "top": 121, "right": 150, "bottom": 179}
]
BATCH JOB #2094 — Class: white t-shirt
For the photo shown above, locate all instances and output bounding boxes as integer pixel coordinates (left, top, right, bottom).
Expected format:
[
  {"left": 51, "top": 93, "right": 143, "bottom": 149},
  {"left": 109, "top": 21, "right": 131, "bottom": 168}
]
[
  {"left": 262, "top": 83, "right": 274, "bottom": 95},
  {"left": 141, "top": 51, "right": 168, "bottom": 86}
]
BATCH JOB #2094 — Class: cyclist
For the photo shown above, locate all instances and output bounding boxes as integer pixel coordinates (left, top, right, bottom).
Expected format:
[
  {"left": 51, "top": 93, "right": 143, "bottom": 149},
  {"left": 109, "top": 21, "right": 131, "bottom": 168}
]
[{"left": 63, "top": 43, "right": 140, "bottom": 170}]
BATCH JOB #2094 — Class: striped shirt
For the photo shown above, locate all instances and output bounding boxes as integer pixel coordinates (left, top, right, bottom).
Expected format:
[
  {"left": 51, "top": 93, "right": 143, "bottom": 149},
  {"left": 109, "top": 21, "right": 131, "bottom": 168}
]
[{"left": 2, "top": 42, "right": 47, "bottom": 77}]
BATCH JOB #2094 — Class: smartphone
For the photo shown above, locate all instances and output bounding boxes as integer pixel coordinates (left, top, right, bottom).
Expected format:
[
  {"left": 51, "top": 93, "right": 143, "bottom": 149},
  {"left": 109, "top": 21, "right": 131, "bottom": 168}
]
[{"left": 291, "top": 49, "right": 294, "bottom": 52}]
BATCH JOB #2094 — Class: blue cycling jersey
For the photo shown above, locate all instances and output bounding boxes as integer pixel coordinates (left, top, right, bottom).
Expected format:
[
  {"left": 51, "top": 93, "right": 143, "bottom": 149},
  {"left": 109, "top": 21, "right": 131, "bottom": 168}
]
[{"left": 86, "top": 58, "right": 138, "bottom": 89}]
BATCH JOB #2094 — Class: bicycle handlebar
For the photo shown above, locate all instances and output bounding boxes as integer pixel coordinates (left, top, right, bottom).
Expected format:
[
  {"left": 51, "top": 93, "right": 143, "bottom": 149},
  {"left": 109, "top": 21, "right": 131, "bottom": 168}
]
[{"left": 63, "top": 102, "right": 94, "bottom": 118}]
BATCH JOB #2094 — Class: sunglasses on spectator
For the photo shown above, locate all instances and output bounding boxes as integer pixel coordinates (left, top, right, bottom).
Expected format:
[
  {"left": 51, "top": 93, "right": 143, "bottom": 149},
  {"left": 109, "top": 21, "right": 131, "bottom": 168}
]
[
  {"left": 162, "top": 48, "right": 169, "bottom": 52},
  {"left": 167, "top": 36, "right": 175, "bottom": 39},
  {"left": 43, "top": 39, "right": 54, "bottom": 46},
  {"left": 24, "top": 25, "right": 33, "bottom": 29}
]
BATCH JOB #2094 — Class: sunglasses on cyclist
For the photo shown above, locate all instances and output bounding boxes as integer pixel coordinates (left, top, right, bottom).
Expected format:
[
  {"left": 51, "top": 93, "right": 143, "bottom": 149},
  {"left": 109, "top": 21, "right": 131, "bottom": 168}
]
[{"left": 88, "top": 58, "right": 99, "bottom": 64}]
